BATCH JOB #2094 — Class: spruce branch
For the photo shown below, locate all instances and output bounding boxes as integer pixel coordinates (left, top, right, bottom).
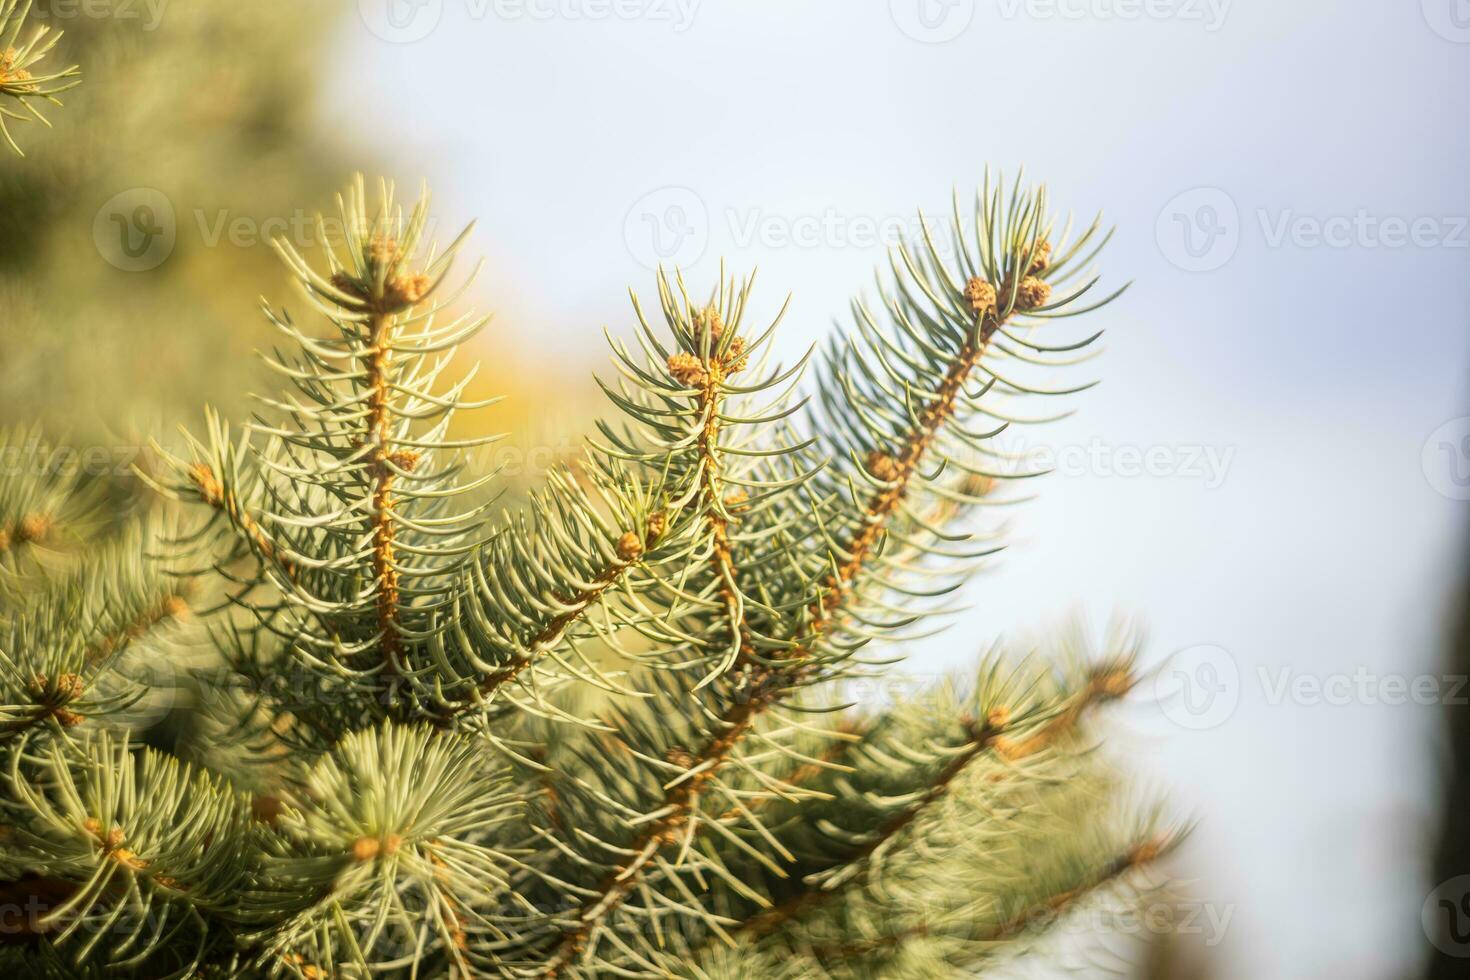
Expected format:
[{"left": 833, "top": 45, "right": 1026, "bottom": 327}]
[
  {"left": 155, "top": 176, "right": 500, "bottom": 740},
  {"left": 0, "top": 522, "right": 193, "bottom": 740},
  {"left": 535, "top": 174, "right": 1123, "bottom": 976},
  {"left": 735, "top": 654, "right": 1140, "bottom": 943},
  {"left": 423, "top": 462, "right": 693, "bottom": 724},
  {"left": 0, "top": 171, "right": 1176, "bottom": 977},
  {"left": 0, "top": 731, "right": 255, "bottom": 975},
  {"left": 0, "top": 426, "right": 106, "bottom": 581},
  {"left": 0, "top": 0, "right": 80, "bottom": 156},
  {"left": 244, "top": 723, "right": 521, "bottom": 977}
]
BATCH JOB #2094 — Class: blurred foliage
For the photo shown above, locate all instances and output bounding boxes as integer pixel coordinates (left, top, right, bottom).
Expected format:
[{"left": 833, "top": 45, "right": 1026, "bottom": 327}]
[
  {"left": 0, "top": 2, "right": 353, "bottom": 437},
  {"left": 0, "top": 1, "right": 584, "bottom": 485},
  {"left": 0, "top": 0, "right": 357, "bottom": 443}
]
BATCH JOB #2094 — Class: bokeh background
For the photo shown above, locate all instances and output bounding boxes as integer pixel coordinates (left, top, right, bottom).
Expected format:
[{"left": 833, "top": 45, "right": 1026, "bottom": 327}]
[{"left": 3, "top": 2, "right": 1467, "bottom": 977}]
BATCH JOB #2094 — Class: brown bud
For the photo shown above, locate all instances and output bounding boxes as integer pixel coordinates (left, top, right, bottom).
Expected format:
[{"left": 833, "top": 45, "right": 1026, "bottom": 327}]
[
  {"left": 1028, "top": 240, "right": 1052, "bottom": 275},
  {"left": 616, "top": 531, "right": 645, "bottom": 562},
  {"left": 329, "top": 271, "right": 368, "bottom": 300},
  {"left": 986, "top": 705, "right": 1012, "bottom": 730},
  {"left": 667, "top": 352, "right": 707, "bottom": 387},
  {"left": 352, "top": 836, "right": 381, "bottom": 862},
  {"left": 723, "top": 336, "right": 749, "bottom": 375},
  {"left": 1015, "top": 276, "right": 1052, "bottom": 310},
  {"left": 17, "top": 513, "right": 51, "bottom": 543},
  {"left": 645, "top": 511, "right": 669, "bottom": 539},
  {"left": 665, "top": 746, "right": 696, "bottom": 769},
  {"left": 965, "top": 277, "right": 998, "bottom": 316},
  {"left": 369, "top": 233, "right": 400, "bottom": 268},
  {"left": 58, "top": 673, "right": 84, "bottom": 699},
  {"left": 385, "top": 272, "right": 433, "bottom": 310},
  {"left": 0, "top": 50, "right": 33, "bottom": 89},
  {"left": 694, "top": 304, "right": 725, "bottom": 339},
  {"left": 387, "top": 450, "right": 421, "bottom": 473},
  {"left": 865, "top": 451, "right": 900, "bottom": 483}
]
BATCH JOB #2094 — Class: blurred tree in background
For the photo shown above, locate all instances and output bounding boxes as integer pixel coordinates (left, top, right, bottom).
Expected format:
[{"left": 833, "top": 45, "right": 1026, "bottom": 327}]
[
  {"left": 0, "top": 2, "right": 354, "bottom": 437},
  {"left": 0, "top": 1, "right": 579, "bottom": 475}
]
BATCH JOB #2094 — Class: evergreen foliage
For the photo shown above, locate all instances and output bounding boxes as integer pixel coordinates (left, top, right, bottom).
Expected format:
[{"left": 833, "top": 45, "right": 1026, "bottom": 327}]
[
  {"left": 0, "top": 168, "right": 1184, "bottom": 978},
  {"left": 0, "top": 0, "right": 78, "bottom": 155}
]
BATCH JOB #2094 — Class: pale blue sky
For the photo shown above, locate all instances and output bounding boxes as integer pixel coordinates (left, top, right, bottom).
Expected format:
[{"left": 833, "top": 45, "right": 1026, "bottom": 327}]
[{"left": 325, "top": 2, "right": 1468, "bottom": 975}]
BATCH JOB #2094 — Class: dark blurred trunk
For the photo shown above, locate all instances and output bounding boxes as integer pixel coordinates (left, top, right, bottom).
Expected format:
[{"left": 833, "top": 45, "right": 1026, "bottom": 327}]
[{"left": 1426, "top": 539, "right": 1470, "bottom": 978}]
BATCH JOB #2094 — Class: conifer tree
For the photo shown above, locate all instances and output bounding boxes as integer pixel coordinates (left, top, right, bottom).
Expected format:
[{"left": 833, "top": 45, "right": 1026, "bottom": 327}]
[{"left": 0, "top": 170, "right": 1183, "bottom": 978}]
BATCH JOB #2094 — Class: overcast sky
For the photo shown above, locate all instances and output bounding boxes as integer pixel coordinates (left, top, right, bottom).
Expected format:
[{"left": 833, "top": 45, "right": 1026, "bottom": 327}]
[{"left": 324, "top": 2, "right": 1469, "bottom": 975}]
